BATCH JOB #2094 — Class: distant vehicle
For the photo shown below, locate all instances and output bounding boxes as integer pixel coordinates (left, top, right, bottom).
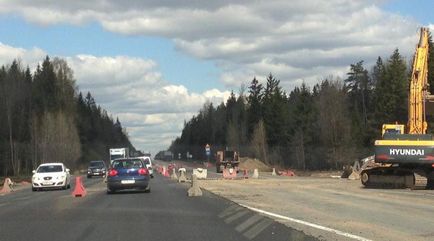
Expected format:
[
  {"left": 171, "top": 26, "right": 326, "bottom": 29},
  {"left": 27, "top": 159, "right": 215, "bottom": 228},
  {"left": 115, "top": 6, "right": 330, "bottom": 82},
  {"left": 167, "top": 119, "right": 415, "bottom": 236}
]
[
  {"left": 32, "top": 163, "right": 71, "bottom": 191},
  {"left": 106, "top": 158, "right": 151, "bottom": 194},
  {"left": 155, "top": 150, "right": 173, "bottom": 161},
  {"left": 138, "top": 156, "right": 154, "bottom": 178},
  {"left": 215, "top": 150, "right": 240, "bottom": 173},
  {"left": 109, "top": 148, "right": 129, "bottom": 164},
  {"left": 87, "top": 160, "right": 107, "bottom": 178}
]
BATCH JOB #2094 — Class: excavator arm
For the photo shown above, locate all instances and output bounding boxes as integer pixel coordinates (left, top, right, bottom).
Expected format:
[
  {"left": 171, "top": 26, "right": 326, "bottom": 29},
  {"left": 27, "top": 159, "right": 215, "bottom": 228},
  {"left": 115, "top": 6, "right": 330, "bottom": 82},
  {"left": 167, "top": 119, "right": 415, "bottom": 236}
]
[{"left": 408, "top": 27, "right": 430, "bottom": 134}]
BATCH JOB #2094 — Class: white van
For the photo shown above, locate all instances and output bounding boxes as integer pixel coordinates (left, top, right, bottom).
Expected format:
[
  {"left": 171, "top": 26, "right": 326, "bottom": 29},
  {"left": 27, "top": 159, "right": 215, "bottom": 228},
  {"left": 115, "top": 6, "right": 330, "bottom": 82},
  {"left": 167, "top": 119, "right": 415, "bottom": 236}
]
[{"left": 138, "top": 156, "right": 154, "bottom": 178}]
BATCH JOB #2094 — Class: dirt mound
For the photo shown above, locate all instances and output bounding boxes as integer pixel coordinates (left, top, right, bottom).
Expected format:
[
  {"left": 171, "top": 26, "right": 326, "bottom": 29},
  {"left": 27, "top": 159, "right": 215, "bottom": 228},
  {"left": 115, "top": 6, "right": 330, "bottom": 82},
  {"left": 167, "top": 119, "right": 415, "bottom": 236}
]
[{"left": 239, "top": 157, "right": 272, "bottom": 172}]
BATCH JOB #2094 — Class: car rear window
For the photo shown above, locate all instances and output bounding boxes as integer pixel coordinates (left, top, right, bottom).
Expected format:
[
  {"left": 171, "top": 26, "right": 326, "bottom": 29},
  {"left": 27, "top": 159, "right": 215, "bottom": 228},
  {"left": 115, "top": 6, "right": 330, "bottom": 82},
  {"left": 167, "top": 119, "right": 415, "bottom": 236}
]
[
  {"left": 38, "top": 165, "right": 63, "bottom": 173},
  {"left": 112, "top": 159, "right": 144, "bottom": 169},
  {"left": 90, "top": 161, "right": 105, "bottom": 168}
]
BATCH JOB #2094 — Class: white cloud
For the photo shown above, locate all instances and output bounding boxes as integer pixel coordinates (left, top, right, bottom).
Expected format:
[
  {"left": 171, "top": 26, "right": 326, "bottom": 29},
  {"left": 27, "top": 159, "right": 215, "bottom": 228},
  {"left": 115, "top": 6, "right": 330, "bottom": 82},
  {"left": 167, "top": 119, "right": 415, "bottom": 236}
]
[
  {"left": 0, "top": 43, "right": 46, "bottom": 69},
  {"left": 0, "top": 43, "right": 230, "bottom": 155},
  {"left": 0, "top": 0, "right": 429, "bottom": 152},
  {"left": 0, "top": 0, "right": 424, "bottom": 89}
]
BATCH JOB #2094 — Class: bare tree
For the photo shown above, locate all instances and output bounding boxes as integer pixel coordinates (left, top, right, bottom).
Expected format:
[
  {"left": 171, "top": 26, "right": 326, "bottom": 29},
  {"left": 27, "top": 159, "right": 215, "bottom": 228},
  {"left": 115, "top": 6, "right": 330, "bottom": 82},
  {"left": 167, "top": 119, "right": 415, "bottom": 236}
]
[
  {"left": 226, "top": 121, "right": 240, "bottom": 150},
  {"left": 34, "top": 112, "right": 81, "bottom": 168},
  {"left": 317, "top": 78, "right": 353, "bottom": 169},
  {"left": 291, "top": 128, "right": 305, "bottom": 170},
  {"left": 251, "top": 120, "right": 268, "bottom": 164}
]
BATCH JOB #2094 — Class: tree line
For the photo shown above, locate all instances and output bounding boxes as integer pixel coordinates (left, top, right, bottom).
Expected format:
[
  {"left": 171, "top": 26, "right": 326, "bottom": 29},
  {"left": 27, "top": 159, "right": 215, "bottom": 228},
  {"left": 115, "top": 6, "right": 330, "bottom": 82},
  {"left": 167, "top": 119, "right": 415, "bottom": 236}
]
[
  {"left": 0, "top": 56, "right": 135, "bottom": 176},
  {"left": 170, "top": 34, "right": 434, "bottom": 170}
]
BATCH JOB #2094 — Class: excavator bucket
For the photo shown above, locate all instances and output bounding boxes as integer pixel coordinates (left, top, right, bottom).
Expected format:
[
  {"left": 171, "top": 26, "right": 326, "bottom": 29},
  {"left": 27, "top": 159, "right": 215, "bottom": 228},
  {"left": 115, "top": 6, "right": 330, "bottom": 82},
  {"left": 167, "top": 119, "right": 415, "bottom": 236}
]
[
  {"left": 343, "top": 156, "right": 375, "bottom": 180},
  {"left": 348, "top": 159, "right": 361, "bottom": 180}
]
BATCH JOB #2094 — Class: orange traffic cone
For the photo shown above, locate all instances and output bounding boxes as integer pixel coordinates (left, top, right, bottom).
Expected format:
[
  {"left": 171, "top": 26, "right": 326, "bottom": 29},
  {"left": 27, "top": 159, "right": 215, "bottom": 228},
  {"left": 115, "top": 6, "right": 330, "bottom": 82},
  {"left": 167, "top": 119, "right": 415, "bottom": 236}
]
[
  {"left": 72, "top": 176, "right": 87, "bottom": 197},
  {"left": 163, "top": 166, "right": 170, "bottom": 177},
  {"left": 0, "top": 178, "right": 13, "bottom": 194},
  {"left": 243, "top": 169, "right": 249, "bottom": 179}
]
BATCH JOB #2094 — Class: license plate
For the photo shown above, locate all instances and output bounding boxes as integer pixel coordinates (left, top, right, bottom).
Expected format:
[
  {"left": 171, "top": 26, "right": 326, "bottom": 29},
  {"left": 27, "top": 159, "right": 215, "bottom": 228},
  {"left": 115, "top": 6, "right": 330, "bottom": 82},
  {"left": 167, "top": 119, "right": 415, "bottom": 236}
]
[
  {"left": 43, "top": 182, "right": 52, "bottom": 185},
  {"left": 121, "top": 180, "right": 135, "bottom": 184}
]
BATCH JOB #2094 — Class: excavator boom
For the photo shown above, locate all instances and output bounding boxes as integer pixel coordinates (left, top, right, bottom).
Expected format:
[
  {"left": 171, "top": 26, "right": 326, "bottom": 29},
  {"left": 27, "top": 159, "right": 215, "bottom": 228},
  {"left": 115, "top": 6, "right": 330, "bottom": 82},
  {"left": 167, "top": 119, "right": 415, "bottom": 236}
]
[{"left": 408, "top": 27, "right": 430, "bottom": 134}]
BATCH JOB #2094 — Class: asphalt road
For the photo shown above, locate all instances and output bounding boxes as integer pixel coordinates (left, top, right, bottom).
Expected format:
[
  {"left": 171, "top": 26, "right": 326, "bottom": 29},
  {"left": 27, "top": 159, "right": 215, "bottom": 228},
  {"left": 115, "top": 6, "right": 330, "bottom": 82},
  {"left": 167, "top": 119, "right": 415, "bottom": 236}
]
[{"left": 0, "top": 174, "right": 317, "bottom": 241}]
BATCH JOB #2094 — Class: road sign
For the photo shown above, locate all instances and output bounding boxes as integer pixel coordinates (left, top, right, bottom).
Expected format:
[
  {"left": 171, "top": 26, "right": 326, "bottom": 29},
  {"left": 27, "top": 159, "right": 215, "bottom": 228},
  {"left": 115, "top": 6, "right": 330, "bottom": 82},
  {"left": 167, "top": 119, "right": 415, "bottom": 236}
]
[{"left": 205, "top": 144, "right": 211, "bottom": 156}]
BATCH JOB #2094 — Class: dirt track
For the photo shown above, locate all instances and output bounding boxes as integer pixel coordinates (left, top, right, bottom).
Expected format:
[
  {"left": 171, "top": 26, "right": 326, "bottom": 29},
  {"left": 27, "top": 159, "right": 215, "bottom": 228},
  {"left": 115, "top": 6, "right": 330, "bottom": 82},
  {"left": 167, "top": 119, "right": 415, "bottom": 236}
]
[{"left": 198, "top": 176, "right": 434, "bottom": 241}]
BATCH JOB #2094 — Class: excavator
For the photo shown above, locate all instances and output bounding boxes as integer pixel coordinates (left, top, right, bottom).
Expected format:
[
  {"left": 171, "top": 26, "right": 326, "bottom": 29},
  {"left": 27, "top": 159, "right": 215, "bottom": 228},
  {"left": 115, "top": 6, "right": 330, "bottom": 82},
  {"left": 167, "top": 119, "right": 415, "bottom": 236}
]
[{"left": 361, "top": 27, "right": 434, "bottom": 189}]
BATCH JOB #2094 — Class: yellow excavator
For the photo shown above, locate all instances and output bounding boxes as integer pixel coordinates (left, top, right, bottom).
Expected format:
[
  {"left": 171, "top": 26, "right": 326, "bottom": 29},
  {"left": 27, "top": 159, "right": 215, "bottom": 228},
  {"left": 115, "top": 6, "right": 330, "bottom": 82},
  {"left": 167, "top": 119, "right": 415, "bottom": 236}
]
[{"left": 361, "top": 27, "right": 434, "bottom": 189}]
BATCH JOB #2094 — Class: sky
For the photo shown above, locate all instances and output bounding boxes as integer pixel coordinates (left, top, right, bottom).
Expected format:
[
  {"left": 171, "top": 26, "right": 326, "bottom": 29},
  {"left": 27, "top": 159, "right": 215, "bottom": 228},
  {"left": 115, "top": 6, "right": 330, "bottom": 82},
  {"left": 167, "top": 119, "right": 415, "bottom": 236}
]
[{"left": 0, "top": 0, "right": 433, "bottom": 156}]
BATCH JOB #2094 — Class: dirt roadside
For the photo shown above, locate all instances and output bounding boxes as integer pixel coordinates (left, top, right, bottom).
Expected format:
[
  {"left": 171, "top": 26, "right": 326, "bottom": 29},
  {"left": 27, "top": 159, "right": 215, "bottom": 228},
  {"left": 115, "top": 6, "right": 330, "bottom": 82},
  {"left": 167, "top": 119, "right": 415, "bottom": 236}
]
[{"left": 198, "top": 176, "right": 434, "bottom": 241}]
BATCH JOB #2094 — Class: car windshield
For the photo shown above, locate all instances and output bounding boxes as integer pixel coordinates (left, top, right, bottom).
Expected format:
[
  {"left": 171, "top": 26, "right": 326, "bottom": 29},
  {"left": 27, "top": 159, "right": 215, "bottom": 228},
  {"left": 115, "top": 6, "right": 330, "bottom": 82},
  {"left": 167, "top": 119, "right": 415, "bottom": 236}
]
[
  {"left": 37, "top": 165, "right": 63, "bottom": 173},
  {"left": 112, "top": 159, "right": 143, "bottom": 169},
  {"left": 90, "top": 161, "right": 105, "bottom": 168},
  {"left": 110, "top": 154, "right": 124, "bottom": 160},
  {"left": 142, "top": 158, "right": 150, "bottom": 165}
]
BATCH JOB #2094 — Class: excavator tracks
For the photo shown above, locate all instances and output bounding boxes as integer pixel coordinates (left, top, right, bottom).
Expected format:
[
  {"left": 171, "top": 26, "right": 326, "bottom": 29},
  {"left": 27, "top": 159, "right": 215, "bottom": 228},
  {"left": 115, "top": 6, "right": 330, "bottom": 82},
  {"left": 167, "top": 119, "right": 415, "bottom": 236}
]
[{"left": 361, "top": 167, "right": 428, "bottom": 189}]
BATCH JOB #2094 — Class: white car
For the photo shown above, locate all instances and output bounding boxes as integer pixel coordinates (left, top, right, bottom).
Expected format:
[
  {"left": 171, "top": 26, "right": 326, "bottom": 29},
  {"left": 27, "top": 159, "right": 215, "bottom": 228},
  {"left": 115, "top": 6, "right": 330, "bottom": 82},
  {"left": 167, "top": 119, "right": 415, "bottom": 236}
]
[
  {"left": 32, "top": 163, "right": 71, "bottom": 191},
  {"left": 138, "top": 156, "right": 154, "bottom": 178}
]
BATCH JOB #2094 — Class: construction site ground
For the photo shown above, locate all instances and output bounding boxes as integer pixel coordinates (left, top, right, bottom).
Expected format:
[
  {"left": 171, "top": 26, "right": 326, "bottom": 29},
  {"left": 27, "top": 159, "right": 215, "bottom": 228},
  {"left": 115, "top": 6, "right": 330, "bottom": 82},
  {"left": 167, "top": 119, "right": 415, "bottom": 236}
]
[{"left": 197, "top": 175, "right": 434, "bottom": 241}]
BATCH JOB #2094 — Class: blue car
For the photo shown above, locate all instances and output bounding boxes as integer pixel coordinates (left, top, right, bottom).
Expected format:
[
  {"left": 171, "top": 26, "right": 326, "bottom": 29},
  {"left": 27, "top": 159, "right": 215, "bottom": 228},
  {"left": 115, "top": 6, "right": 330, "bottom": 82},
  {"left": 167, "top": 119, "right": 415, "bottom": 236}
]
[{"left": 106, "top": 158, "right": 151, "bottom": 194}]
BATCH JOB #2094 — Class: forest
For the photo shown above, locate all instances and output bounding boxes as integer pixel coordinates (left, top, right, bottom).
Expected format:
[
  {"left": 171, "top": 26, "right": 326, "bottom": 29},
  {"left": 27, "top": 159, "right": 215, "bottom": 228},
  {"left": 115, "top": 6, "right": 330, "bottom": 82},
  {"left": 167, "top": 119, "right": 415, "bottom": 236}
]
[
  {"left": 0, "top": 56, "right": 135, "bottom": 176},
  {"left": 170, "top": 36, "right": 434, "bottom": 170}
]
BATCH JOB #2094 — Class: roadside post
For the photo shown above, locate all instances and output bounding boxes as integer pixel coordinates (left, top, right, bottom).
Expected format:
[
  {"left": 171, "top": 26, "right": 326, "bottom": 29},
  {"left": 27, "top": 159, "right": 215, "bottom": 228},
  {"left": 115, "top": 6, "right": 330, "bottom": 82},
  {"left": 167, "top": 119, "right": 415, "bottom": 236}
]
[{"left": 205, "top": 144, "right": 211, "bottom": 163}]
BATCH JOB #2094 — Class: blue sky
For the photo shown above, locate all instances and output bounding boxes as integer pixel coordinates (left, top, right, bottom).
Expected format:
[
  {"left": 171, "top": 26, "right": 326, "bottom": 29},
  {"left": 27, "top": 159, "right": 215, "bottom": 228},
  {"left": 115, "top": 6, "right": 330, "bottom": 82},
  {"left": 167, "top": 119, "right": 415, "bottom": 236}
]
[
  {"left": 0, "top": 1, "right": 431, "bottom": 92},
  {"left": 0, "top": 16, "right": 222, "bottom": 93},
  {"left": 0, "top": 0, "right": 432, "bottom": 154},
  {"left": 383, "top": 0, "right": 434, "bottom": 25}
]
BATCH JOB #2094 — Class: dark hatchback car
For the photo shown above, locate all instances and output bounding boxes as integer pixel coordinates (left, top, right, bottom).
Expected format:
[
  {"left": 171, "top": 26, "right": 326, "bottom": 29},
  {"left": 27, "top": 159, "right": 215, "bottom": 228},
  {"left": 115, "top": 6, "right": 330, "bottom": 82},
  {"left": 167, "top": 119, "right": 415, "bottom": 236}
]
[
  {"left": 106, "top": 158, "right": 151, "bottom": 194},
  {"left": 87, "top": 160, "right": 107, "bottom": 178}
]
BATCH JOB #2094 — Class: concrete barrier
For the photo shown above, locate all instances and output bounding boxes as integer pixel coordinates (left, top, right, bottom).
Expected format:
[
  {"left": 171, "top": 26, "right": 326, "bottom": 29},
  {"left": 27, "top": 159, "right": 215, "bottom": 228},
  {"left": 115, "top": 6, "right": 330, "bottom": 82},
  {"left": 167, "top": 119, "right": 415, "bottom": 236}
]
[
  {"left": 252, "top": 169, "right": 259, "bottom": 179},
  {"left": 171, "top": 168, "right": 178, "bottom": 180},
  {"left": 178, "top": 168, "right": 187, "bottom": 183},
  {"left": 192, "top": 168, "right": 207, "bottom": 179},
  {"left": 187, "top": 174, "right": 202, "bottom": 197}
]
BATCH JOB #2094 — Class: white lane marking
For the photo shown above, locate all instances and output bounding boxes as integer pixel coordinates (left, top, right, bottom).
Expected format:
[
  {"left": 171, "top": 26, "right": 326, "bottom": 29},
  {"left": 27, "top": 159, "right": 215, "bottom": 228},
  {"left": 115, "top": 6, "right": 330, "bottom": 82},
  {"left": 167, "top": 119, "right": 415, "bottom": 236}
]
[
  {"left": 218, "top": 205, "right": 243, "bottom": 218},
  {"left": 224, "top": 210, "right": 249, "bottom": 224},
  {"left": 236, "top": 214, "right": 263, "bottom": 233},
  {"left": 239, "top": 204, "right": 372, "bottom": 241},
  {"left": 243, "top": 218, "right": 273, "bottom": 240}
]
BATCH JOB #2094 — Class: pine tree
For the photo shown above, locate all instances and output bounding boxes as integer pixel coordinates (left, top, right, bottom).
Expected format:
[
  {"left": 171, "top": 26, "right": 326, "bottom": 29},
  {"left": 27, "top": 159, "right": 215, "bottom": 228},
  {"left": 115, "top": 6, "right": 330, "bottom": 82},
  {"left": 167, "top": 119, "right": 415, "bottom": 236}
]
[
  {"left": 374, "top": 49, "right": 408, "bottom": 125},
  {"left": 247, "top": 77, "right": 263, "bottom": 139},
  {"left": 262, "top": 73, "right": 289, "bottom": 164}
]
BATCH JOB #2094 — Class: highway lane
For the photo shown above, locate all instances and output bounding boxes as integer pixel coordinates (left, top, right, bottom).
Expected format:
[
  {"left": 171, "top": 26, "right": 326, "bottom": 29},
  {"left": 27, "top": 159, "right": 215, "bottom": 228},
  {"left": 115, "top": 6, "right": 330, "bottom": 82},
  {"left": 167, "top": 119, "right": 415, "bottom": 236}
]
[{"left": 0, "top": 175, "right": 317, "bottom": 241}]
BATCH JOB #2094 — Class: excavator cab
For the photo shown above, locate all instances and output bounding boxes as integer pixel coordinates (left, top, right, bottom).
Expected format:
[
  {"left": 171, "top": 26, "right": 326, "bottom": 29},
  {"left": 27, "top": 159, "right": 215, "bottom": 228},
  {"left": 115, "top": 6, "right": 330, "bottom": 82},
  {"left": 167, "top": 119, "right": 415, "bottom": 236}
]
[{"left": 381, "top": 124, "right": 404, "bottom": 136}]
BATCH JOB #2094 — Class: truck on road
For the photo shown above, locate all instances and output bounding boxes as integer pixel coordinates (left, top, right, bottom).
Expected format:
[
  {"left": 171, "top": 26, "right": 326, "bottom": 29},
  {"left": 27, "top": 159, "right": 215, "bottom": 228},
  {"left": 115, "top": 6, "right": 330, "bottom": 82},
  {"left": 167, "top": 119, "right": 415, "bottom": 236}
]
[
  {"left": 215, "top": 150, "right": 240, "bottom": 173},
  {"left": 109, "top": 148, "right": 129, "bottom": 164}
]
